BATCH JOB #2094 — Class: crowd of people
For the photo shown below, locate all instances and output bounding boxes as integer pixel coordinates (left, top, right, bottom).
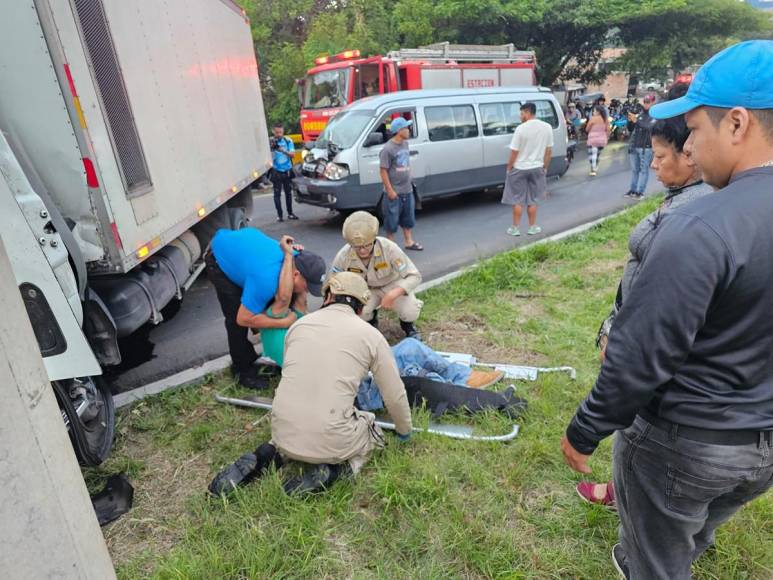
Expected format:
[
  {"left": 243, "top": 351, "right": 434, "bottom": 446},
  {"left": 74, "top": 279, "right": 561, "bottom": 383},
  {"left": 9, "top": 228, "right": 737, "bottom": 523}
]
[{"left": 204, "top": 41, "right": 772, "bottom": 580}]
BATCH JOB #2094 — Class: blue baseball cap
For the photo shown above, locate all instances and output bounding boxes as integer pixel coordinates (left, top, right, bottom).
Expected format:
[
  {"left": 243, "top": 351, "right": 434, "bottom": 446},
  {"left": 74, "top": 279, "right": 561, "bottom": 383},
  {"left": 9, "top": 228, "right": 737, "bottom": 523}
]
[
  {"left": 650, "top": 40, "right": 773, "bottom": 120},
  {"left": 389, "top": 117, "right": 413, "bottom": 134}
]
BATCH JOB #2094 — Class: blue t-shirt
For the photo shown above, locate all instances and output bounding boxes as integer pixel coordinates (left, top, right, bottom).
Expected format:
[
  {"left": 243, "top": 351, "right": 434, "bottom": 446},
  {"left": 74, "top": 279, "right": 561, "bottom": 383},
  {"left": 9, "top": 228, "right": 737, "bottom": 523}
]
[
  {"left": 272, "top": 137, "right": 295, "bottom": 172},
  {"left": 211, "top": 228, "right": 284, "bottom": 314}
]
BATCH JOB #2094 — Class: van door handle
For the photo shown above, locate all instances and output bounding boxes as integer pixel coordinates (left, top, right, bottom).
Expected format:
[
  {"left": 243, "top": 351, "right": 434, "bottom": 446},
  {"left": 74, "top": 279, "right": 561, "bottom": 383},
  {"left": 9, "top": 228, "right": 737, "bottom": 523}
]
[{"left": 410, "top": 151, "right": 419, "bottom": 157}]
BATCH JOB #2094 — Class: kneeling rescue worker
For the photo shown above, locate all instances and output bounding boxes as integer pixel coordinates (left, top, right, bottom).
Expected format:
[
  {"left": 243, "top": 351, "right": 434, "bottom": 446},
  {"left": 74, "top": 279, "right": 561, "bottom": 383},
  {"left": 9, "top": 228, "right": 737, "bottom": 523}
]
[
  {"left": 208, "top": 271, "right": 413, "bottom": 496},
  {"left": 331, "top": 211, "right": 423, "bottom": 339}
]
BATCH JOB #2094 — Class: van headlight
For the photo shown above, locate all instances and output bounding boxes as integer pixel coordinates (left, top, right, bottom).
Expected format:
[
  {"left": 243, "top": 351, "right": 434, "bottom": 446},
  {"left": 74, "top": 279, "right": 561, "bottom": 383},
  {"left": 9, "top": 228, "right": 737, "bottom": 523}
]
[
  {"left": 300, "top": 149, "right": 310, "bottom": 160},
  {"left": 323, "top": 162, "right": 349, "bottom": 181}
]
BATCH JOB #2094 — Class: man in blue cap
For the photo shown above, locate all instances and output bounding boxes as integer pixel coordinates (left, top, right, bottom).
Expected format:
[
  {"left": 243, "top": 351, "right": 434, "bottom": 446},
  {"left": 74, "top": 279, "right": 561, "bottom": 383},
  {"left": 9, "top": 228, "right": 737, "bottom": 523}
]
[
  {"left": 380, "top": 116, "right": 423, "bottom": 251},
  {"left": 561, "top": 40, "right": 773, "bottom": 579}
]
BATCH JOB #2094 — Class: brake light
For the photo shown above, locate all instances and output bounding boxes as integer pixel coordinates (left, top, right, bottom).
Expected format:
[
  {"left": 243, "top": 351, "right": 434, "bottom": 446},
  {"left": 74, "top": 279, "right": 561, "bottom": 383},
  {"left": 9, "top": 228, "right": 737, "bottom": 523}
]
[
  {"left": 82, "top": 158, "right": 99, "bottom": 187},
  {"left": 110, "top": 222, "right": 123, "bottom": 250}
]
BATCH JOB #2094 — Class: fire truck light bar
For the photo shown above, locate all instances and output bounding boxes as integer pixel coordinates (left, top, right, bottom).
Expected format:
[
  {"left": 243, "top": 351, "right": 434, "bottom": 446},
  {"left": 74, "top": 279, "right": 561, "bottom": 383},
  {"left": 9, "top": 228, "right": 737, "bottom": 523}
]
[{"left": 315, "top": 49, "right": 361, "bottom": 66}]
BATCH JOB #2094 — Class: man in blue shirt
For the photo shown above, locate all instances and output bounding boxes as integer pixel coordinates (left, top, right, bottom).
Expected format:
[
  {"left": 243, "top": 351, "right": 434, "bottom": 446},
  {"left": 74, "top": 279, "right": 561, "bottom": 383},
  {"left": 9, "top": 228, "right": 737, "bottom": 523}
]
[
  {"left": 270, "top": 123, "right": 297, "bottom": 222},
  {"left": 205, "top": 228, "right": 325, "bottom": 389}
]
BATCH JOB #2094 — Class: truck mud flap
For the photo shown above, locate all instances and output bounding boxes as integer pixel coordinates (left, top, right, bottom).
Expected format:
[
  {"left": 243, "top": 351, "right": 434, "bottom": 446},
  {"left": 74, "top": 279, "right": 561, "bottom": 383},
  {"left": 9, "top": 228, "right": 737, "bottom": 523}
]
[{"left": 82, "top": 287, "right": 121, "bottom": 366}]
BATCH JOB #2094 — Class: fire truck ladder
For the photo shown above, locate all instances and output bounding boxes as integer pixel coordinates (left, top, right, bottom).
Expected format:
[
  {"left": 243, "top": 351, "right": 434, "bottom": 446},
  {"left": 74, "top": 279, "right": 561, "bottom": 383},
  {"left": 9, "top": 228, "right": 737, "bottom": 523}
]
[{"left": 387, "top": 42, "right": 536, "bottom": 64}]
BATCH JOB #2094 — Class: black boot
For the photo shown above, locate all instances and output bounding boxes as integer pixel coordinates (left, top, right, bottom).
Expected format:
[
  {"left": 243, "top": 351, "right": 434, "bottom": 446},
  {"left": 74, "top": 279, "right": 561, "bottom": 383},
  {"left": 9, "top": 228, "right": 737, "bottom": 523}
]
[
  {"left": 283, "top": 462, "right": 352, "bottom": 495},
  {"left": 368, "top": 310, "right": 379, "bottom": 329},
  {"left": 208, "top": 442, "right": 282, "bottom": 496},
  {"left": 400, "top": 320, "right": 421, "bottom": 340},
  {"left": 232, "top": 366, "right": 270, "bottom": 390}
]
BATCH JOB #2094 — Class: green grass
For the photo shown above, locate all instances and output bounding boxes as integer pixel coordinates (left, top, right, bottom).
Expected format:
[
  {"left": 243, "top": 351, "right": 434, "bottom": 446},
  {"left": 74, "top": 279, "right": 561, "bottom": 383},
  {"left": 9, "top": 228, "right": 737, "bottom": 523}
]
[{"left": 90, "top": 199, "right": 773, "bottom": 579}]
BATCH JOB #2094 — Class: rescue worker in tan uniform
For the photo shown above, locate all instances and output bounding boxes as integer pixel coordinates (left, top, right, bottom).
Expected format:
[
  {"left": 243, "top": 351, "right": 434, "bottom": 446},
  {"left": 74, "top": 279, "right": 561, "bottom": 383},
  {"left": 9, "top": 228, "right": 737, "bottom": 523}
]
[
  {"left": 273, "top": 271, "right": 413, "bottom": 493},
  {"left": 208, "top": 272, "right": 414, "bottom": 497},
  {"left": 331, "top": 211, "right": 423, "bottom": 339}
]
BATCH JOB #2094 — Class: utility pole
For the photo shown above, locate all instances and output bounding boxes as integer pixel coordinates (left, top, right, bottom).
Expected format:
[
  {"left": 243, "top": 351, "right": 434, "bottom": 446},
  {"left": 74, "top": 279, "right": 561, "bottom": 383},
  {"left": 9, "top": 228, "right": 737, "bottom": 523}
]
[{"left": 0, "top": 237, "right": 116, "bottom": 579}]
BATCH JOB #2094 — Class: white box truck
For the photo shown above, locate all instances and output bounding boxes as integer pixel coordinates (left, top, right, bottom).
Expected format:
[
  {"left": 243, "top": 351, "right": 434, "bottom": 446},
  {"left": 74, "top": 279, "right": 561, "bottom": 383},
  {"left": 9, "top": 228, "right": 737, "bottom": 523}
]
[{"left": 0, "top": 0, "right": 271, "bottom": 465}]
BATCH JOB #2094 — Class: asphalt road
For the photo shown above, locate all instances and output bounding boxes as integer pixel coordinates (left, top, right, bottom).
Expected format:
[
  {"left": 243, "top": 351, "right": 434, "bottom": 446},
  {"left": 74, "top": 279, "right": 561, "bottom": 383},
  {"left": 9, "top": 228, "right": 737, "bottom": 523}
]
[{"left": 108, "top": 143, "right": 660, "bottom": 394}]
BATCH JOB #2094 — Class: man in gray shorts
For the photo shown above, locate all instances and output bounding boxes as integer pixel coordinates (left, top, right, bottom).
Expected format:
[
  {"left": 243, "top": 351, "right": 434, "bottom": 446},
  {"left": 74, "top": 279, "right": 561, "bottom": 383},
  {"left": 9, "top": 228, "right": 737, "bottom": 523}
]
[{"left": 502, "top": 102, "right": 553, "bottom": 236}]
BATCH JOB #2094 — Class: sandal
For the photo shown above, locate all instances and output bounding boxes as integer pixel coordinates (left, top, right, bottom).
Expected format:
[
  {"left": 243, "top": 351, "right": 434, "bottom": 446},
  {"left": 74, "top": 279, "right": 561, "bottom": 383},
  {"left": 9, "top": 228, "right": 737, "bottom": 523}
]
[
  {"left": 405, "top": 242, "right": 424, "bottom": 251},
  {"left": 576, "top": 481, "right": 617, "bottom": 510}
]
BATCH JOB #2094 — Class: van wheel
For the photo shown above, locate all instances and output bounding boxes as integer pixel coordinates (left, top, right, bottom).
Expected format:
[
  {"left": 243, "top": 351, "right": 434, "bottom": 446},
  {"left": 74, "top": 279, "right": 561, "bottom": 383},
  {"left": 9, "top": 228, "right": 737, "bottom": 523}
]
[{"left": 53, "top": 376, "right": 115, "bottom": 467}]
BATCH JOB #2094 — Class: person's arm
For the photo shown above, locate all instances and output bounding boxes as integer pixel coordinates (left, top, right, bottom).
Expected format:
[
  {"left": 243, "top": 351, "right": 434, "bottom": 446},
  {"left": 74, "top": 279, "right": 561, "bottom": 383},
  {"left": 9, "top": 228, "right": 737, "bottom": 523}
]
[
  {"left": 379, "top": 147, "right": 398, "bottom": 200},
  {"left": 271, "top": 235, "right": 297, "bottom": 317},
  {"left": 506, "top": 128, "right": 521, "bottom": 172},
  {"left": 236, "top": 304, "right": 297, "bottom": 329},
  {"left": 381, "top": 246, "right": 422, "bottom": 310},
  {"left": 506, "top": 149, "right": 519, "bottom": 172},
  {"left": 371, "top": 334, "right": 412, "bottom": 436},
  {"left": 563, "top": 213, "right": 734, "bottom": 470},
  {"left": 543, "top": 147, "right": 552, "bottom": 172}
]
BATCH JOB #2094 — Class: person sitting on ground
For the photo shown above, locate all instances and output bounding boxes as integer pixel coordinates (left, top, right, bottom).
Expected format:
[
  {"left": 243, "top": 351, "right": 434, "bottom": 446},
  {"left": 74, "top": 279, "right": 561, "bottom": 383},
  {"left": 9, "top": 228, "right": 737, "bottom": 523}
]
[
  {"left": 577, "top": 82, "right": 714, "bottom": 510},
  {"left": 208, "top": 272, "right": 413, "bottom": 496},
  {"left": 331, "top": 211, "right": 423, "bottom": 339}
]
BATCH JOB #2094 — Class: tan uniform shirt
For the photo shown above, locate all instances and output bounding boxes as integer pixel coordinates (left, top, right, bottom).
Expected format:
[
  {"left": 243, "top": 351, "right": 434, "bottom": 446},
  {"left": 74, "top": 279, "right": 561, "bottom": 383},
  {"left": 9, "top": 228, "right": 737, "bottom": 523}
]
[
  {"left": 331, "top": 237, "right": 421, "bottom": 292},
  {"left": 271, "top": 303, "right": 412, "bottom": 465}
]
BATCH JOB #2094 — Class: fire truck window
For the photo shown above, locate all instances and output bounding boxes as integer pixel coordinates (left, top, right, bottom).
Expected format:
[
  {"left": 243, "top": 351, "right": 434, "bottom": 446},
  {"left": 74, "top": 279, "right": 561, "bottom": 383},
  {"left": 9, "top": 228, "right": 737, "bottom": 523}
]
[
  {"left": 426, "top": 105, "right": 479, "bottom": 141},
  {"left": 304, "top": 69, "right": 350, "bottom": 109},
  {"left": 358, "top": 65, "right": 379, "bottom": 98},
  {"left": 481, "top": 102, "right": 523, "bottom": 136},
  {"left": 535, "top": 100, "right": 559, "bottom": 128}
]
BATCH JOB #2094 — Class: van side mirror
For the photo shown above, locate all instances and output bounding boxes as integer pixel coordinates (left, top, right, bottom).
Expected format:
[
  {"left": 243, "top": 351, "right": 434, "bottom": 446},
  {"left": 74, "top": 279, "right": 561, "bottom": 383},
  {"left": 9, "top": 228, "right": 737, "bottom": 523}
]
[{"left": 364, "top": 132, "right": 384, "bottom": 147}]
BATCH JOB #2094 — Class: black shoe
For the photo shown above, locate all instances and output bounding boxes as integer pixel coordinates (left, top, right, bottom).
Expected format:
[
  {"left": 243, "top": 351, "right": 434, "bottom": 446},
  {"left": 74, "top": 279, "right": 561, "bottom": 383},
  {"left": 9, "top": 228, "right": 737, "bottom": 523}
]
[
  {"left": 287, "top": 213, "right": 299, "bottom": 220},
  {"left": 277, "top": 216, "right": 284, "bottom": 222},
  {"left": 632, "top": 193, "right": 644, "bottom": 201},
  {"left": 208, "top": 443, "right": 281, "bottom": 496},
  {"left": 612, "top": 544, "right": 630, "bottom": 579},
  {"left": 400, "top": 320, "right": 421, "bottom": 340},
  {"left": 283, "top": 462, "right": 351, "bottom": 495},
  {"left": 233, "top": 367, "right": 270, "bottom": 390},
  {"left": 368, "top": 310, "right": 379, "bottom": 330},
  {"left": 624, "top": 191, "right": 634, "bottom": 198}
]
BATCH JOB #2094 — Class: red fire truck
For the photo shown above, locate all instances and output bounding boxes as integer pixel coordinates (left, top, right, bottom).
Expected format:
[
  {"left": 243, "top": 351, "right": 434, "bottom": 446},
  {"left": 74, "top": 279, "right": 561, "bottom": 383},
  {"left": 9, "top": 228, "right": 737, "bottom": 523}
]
[{"left": 297, "top": 43, "right": 537, "bottom": 141}]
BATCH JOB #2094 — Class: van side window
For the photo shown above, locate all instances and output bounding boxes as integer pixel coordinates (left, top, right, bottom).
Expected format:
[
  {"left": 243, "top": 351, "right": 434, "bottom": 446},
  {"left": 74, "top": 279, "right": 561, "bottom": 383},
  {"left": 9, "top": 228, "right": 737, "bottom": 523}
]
[
  {"left": 425, "top": 105, "right": 479, "bottom": 141},
  {"left": 535, "top": 100, "right": 559, "bottom": 128},
  {"left": 480, "top": 102, "right": 522, "bottom": 136},
  {"left": 373, "top": 109, "right": 418, "bottom": 141}
]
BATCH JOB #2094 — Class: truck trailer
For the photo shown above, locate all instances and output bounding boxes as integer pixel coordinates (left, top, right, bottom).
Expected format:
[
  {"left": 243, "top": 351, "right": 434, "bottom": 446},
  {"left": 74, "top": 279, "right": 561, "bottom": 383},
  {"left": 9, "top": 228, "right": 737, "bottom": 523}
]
[{"left": 0, "top": 0, "right": 271, "bottom": 465}]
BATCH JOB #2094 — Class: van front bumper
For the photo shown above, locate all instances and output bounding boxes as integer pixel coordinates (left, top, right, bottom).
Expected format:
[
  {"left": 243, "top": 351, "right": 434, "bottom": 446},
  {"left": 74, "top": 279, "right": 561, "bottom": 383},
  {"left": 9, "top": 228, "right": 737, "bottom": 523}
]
[{"left": 292, "top": 176, "right": 380, "bottom": 210}]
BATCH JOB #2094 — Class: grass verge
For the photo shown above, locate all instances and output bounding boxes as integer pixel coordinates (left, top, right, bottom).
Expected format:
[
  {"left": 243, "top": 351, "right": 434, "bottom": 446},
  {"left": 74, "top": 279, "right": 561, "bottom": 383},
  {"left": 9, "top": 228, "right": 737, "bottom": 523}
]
[{"left": 89, "top": 199, "right": 772, "bottom": 579}]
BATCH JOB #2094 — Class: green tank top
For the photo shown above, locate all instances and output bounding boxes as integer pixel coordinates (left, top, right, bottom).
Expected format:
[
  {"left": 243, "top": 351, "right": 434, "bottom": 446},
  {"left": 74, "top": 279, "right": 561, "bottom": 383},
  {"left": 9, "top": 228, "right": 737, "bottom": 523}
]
[{"left": 259, "top": 307, "right": 303, "bottom": 367}]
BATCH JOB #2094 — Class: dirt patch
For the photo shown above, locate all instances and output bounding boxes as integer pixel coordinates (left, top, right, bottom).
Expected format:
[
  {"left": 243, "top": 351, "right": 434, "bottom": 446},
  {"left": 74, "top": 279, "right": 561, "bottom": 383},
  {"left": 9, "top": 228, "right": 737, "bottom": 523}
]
[
  {"left": 102, "top": 431, "right": 212, "bottom": 568},
  {"left": 581, "top": 257, "right": 625, "bottom": 277}
]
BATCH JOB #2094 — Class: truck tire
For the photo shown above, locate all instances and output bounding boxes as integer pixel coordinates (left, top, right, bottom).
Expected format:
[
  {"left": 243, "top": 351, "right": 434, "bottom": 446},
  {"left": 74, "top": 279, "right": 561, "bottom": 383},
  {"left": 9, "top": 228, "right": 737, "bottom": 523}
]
[
  {"left": 53, "top": 376, "right": 115, "bottom": 466},
  {"left": 228, "top": 207, "right": 247, "bottom": 230}
]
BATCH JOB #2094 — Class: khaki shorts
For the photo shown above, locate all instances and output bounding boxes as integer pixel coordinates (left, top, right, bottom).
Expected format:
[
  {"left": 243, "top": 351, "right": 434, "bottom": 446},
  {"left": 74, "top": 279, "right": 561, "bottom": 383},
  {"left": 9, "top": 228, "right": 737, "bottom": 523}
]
[{"left": 501, "top": 167, "right": 546, "bottom": 206}]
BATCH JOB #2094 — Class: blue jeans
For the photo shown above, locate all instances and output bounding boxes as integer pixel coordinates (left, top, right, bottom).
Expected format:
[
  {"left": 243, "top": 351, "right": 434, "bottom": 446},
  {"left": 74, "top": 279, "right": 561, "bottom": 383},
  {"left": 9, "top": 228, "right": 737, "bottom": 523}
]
[
  {"left": 628, "top": 148, "right": 654, "bottom": 194},
  {"left": 356, "top": 338, "right": 472, "bottom": 410},
  {"left": 613, "top": 415, "right": 773, "bottom": 579}
]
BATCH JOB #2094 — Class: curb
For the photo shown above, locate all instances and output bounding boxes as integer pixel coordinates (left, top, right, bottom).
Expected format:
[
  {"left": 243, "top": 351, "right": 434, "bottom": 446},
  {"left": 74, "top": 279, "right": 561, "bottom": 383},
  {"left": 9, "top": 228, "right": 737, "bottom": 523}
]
[{"left": 114, "top": 209, "right": 625, "bottom": 409}]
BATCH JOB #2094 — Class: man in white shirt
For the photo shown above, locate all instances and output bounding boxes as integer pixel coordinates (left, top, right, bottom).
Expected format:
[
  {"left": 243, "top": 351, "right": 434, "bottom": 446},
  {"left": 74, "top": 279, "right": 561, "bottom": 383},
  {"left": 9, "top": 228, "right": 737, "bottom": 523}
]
[{"left": 502, "top": 102, "right": 554, "bottom": 236}]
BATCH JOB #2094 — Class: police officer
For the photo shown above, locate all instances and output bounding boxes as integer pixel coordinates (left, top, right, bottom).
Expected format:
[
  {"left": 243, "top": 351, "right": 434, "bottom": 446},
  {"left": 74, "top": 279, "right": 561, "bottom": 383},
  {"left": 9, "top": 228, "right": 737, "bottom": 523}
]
[
  {"left": 331, "top": 211, "right": 422, "bottom": 338},
  {"left": 205, "top": 228, "right": 326, "bottom": 389},
  {"left": 270, "top": 123, "right": 297, "bottom": 222},
  {"left": 208, "top": 272, "right": 413, "bottom": 496}
]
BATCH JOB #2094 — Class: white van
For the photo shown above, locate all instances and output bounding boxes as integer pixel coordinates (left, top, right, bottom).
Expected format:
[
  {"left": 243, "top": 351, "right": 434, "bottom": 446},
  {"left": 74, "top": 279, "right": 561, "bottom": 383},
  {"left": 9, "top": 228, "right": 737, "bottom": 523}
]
[{"left": 293, "top": 87, "right": 569, "bottom": 210}]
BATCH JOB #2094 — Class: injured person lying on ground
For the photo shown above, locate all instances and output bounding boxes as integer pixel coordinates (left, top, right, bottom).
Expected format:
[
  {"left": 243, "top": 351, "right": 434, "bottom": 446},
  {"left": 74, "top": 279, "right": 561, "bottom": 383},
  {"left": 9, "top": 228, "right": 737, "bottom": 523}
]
[{"left": 209, "top": 272, "right": 413, "bottom": 496}]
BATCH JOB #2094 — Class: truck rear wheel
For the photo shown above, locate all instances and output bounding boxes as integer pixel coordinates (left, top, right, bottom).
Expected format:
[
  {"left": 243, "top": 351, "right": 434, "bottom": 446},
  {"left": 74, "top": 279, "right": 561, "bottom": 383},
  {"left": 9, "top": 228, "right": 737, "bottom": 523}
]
[{"left": 53, "top": 377, "right": 115, "bottom": 467}]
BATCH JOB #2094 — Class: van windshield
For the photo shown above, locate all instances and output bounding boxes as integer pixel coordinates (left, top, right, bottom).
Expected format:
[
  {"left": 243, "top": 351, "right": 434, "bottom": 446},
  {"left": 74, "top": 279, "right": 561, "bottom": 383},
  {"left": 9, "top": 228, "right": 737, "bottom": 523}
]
[{"left": 316, "top": 110, "right": 374, "bottom": 150}]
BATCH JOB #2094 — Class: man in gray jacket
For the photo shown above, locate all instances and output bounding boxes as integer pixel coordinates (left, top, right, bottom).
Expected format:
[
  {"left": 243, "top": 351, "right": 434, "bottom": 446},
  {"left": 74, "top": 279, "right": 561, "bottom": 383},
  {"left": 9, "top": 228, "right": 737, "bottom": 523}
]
[{"left": 562, "top": 40, "right": 773, "bottom": 579}]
